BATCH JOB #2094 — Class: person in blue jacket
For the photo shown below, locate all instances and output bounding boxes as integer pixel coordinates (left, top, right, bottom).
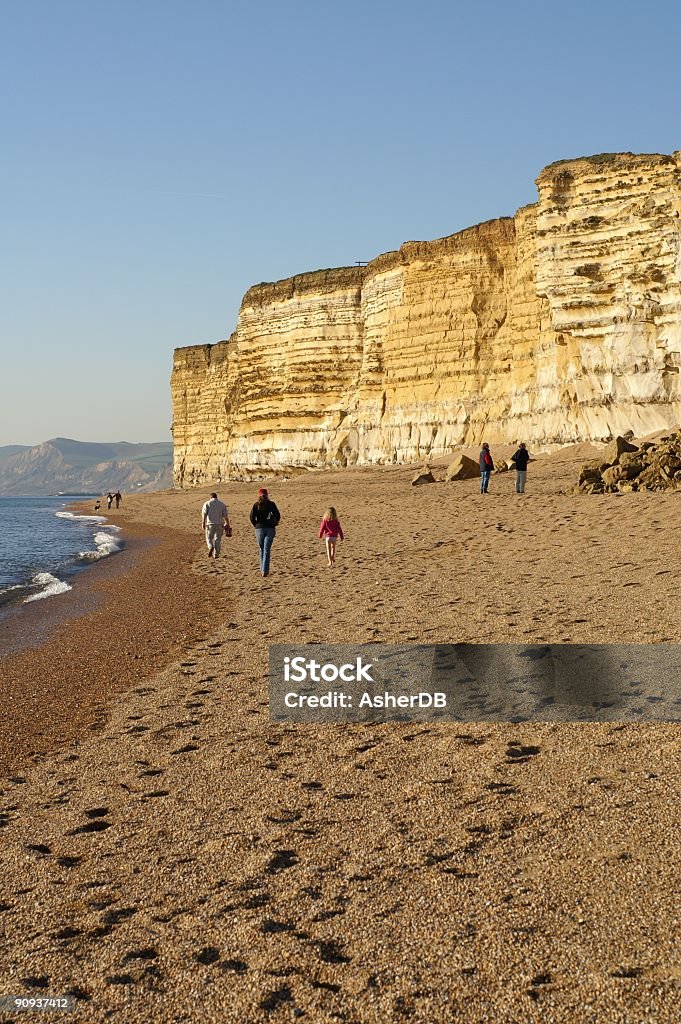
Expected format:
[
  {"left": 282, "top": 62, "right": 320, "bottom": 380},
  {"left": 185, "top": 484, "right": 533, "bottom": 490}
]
[
  {"left": 511, "top": 442, "right": 530, "bottom": 493},
  {"left": 479, "top": 443, "right": 494, "bottom": 493}
]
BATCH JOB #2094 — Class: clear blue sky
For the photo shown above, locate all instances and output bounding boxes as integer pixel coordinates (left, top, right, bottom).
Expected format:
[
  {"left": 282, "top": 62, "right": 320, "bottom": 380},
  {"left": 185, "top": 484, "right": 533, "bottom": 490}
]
[{"left": 2, "top": 0, "right": 679, "bottom": 445}]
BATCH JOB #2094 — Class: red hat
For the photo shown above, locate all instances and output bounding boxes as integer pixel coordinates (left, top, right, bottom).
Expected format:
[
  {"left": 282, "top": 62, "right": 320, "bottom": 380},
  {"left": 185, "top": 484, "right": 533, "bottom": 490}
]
[{"left": 258, "top": 487, "right": 268, "bottom": 496}]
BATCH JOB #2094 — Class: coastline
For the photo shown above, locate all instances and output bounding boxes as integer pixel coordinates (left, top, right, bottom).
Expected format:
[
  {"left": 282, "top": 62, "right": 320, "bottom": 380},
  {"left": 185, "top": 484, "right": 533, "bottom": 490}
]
[
  {"left": 0, "top": 462, "right": 680, "bottom": 1021},
  {"left": 0, "top": 514, "right": 147, "bottom": 659},
  {"left": 0, "top": 507, "right": 226, "bottom": 777}
]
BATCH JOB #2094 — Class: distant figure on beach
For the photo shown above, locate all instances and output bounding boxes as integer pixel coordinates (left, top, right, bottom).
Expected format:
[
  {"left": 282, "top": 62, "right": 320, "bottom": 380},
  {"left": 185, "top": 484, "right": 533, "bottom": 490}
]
[
  {"left": 319, "top": 507, "right": 344, "bottom": 566},
  {"left": 114, "top": 491, "right": 122, "bottom": 509},
  {"left": 202, "top": 492, "right": 230, "bottom": 560},
  {"left": 479, "top": 443, "right": 494, "bottom": 493},
  {"left": 94, "top": 499, "right": 101, "bottom": 512},
  {"left": 511, "top": 442, "right": 530, "bottom": 493},
  {"left": 249, "top": 488, "right": 281, "bottom": 578},
  {"left": 106, "top": 492, "right": 113, "bottom": 510}
]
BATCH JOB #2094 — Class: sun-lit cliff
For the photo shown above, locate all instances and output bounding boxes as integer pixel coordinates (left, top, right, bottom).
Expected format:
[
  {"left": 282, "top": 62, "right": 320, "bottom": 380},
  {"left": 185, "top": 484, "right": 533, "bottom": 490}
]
[{"left": 171, "top": 151, "right": 681, "bottom": 485}]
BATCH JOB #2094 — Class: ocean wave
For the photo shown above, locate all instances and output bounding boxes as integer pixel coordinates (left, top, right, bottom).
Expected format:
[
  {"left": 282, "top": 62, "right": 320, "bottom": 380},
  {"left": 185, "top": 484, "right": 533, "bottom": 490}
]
[
  {"left": 0, "top": 582, "right": 26, "bottom": 607},
  {"left": 24, "top": 572, "right": 72, "bottom": 603},
  {"left": 78, "top": 530, "right": 123, "bottom": 561},
  {"left": 55, "top": 511, "right": 107, "bottom": 524}
]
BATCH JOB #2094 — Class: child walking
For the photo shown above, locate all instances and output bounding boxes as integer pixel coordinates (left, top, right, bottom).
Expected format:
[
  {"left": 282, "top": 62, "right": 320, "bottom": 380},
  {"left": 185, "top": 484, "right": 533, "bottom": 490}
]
[{"left": 318, "top": 507, "right": 344, "bottom": 566}]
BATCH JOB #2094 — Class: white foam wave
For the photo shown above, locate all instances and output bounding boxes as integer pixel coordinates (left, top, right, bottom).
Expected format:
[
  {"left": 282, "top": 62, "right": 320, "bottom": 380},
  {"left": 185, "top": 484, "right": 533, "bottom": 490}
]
[
  {"left": 55, "top": 511, "right": 107, "bottom": 524},
  {"left": 78, "top": 530, "right": 122, "bottom": 561},
  {"left": 24, "top": 572, "right": 72, "bottom": 603}
]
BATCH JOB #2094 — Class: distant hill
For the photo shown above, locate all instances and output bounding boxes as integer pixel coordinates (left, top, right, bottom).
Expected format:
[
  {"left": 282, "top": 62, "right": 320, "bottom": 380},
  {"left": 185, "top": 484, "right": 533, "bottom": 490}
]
[{"left": 0, "top": 438, "right": 173, "bottom": 495}]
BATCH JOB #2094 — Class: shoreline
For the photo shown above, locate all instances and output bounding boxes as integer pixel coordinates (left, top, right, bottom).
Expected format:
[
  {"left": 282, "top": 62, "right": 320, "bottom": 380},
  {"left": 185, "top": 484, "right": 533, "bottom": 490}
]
[
  {"left": 0, "top": 514, "right": 147, "bottom": 659},
  {"left": 0, "top": 508, "right": 226, "bottom": 778}
]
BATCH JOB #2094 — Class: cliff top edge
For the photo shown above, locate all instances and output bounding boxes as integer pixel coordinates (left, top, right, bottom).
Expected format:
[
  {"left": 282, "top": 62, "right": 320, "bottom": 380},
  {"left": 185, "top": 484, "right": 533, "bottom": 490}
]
[
  {"left": 241, "top": 151, "right": 680, "bottom": 308},
  {"left": 538, "top": 150, "right": 679, "bottom": 177},
  {"left": 174, "top": 148, "right": 680, "bottom": 353},
  {"left": 241, "top": 217, "right": 517, "bottom": 308}
]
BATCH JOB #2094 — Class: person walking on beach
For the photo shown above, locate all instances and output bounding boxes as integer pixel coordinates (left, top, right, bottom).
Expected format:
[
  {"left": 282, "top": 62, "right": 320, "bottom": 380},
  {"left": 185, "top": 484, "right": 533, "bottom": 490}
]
[
  {"left": 511, "top": 442, "right": 530, "bottom": 493},
  {"left": 106, "top": 492, "right": 113, "bottom": 510},
  {"left": 94, "top": 499, "right": 101, "bottom": 512},
  {"left": 249, "top": 488, "right": 280, "bottom": 578},
  {"left": 202, "top": 492, "right": 230, "bottom": 559},
  {"left": 319, "top": 507, "right": 344, "bottom": 567},
  {"left": 114, "top": 491, "right": 122, "bottom": 509},
  {"left": 479, "top": 443, "right": 494, "bottom": 493}
]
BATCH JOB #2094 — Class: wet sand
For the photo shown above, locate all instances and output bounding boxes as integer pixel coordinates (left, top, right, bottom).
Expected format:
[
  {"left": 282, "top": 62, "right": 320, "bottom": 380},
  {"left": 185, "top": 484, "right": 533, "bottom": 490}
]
[
  {"left": 1, "top": 453, "right": 680, "bottom": 1022},
  {"left": 0, "top": 516, "right": 224, "bottom": 777}
]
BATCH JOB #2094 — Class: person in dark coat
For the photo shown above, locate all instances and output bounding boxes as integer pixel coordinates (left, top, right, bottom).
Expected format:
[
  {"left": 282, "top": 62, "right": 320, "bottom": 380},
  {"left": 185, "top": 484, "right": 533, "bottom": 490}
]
[
  {"left": 511, "top": 442, "right": 530, "bottom": 493},
  {"left": 249, "top": 488, "right": 281, "bottom": 577},
  {"left": 479, "top": 443, "right": 494, "bottom": 493}
]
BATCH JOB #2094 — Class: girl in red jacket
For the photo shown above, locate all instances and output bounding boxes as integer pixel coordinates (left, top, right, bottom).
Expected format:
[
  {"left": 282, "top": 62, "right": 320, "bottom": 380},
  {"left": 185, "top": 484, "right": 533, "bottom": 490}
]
[{"left": 319, "top": 506, "right": 344, "bottom": 566}]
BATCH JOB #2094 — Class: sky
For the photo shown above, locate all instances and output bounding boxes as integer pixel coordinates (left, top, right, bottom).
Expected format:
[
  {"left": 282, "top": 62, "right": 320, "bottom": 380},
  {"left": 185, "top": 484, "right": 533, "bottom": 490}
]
[{"left": 2, "top": 0, "right": 680, "bottom": 446}]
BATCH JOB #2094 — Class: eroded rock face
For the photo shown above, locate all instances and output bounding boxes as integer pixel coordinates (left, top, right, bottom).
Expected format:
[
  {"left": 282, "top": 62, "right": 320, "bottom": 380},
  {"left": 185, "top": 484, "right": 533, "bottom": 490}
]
[{"left": 172, "top": 152, "right": 681, "bottom": 485}]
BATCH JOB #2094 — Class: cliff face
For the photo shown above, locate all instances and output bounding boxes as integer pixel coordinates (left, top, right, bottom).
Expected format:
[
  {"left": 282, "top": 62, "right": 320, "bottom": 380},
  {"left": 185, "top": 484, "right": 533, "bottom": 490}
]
[{"left": 171, "top": 152, "right": 681, "bottom": 484}]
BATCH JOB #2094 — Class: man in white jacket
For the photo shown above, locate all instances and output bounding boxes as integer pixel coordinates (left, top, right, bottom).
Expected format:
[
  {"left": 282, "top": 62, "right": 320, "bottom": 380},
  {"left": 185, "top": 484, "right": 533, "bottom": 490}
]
[{"left": 201, "top": 492, "right": 230, "bottom": 559}]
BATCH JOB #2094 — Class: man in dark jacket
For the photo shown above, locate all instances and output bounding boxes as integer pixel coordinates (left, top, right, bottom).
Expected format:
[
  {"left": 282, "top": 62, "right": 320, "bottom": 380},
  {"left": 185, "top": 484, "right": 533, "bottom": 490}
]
[
  {"left": 479, "top": 443, "right": 494, "bottom": 493},
  {"left": 511, "top": 442, "right": 530, "bottom": 493}
]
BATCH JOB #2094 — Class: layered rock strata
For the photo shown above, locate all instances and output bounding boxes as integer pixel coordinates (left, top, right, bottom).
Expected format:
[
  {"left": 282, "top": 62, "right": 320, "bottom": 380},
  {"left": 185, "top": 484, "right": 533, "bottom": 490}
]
[{"left": 172, "top": 152, "right": 681, "bottom": 485}]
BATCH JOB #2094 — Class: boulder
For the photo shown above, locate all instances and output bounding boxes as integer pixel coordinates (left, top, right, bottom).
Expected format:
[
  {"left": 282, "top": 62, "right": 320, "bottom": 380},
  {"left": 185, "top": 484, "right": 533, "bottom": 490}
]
[
  {"left": 618, "top": 454, "right": 645, "bottom": 479},
  {"left": 412, "top": 469, "right": 436, "bottom": 486},
  {"left": 623, "top": 462, "right": 645, "bottom": 480},
  {"left": 578, "top": 460, "right": 603, "bottom": 486},
  {"left": 603, "top": 436, "right": 639, "bottom": 465},
  {"left": 602, "top": 465, "right": 624, "bottom": 489},
  {"left": 658, "top": 453, "right": 681, "bottom": 472},
  {"left": 445, "top": 455, "right": 480, "bottom": 481},
  {"left": 636, "top": 465, "right": 664, "bottom": 490}
]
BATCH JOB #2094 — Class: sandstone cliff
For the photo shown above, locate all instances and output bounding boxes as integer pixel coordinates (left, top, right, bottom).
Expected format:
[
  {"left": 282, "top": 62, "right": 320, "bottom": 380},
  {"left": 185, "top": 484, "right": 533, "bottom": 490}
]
[{"left": 172, "top": 152, "right": 681, "bottom": 484}]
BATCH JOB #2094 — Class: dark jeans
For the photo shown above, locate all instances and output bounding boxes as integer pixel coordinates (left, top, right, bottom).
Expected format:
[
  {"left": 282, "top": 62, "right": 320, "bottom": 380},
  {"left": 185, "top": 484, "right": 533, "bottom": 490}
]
[
  {"left": 480, "top": 470, "right": 491, "bottom": 493},
  {"left": 255, "top": 527, "right": 275, "bottom": 575}
]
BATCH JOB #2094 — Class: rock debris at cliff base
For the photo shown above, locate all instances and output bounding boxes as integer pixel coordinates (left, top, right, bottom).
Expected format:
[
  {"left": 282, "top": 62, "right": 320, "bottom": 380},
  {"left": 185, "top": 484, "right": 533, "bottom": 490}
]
[{"left": 578, "top": 429, "right": 681, "bottom": 492}]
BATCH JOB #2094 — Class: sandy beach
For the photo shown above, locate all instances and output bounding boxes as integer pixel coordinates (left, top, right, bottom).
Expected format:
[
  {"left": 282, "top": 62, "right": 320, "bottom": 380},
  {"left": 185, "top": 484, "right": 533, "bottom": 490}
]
[{"left": 1, "top": 450, "right": 680, "bottom": 1022}]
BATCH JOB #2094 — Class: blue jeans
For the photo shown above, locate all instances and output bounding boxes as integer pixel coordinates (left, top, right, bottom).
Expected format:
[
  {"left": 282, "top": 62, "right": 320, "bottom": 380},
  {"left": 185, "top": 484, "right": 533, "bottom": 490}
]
[
  {"left": 255, "top": 527, "right": 275, "bottom": 575},
  {"left": 480, "top": 470, "right": 491, "bottom": 493}
]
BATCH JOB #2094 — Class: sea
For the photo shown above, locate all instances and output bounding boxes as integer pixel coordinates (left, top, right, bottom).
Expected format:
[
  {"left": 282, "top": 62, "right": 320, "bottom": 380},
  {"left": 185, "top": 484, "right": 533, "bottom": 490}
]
[{"left": 0, "top": 495, "right": 123, "bottom": 614}]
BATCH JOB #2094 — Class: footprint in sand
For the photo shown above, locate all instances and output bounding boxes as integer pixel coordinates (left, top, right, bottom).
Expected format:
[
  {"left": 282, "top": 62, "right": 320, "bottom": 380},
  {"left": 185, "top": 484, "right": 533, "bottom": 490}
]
[
  {"left": 194, "top": 946, "right": 220, "bottom": 965},
  {"left": 69, "top": 820, "right": 112, "bottom": 835},
  {"left": 219, "top": 959, "right": 248, "bottom": 974},
  {"left": 266, "top": 850, "right": 298, "bottom": 873},
  {"left": 506, "top": 743, "right": 541, "bottom": 762},
  {"left": 56, "top": 855, "right": 82, "bottom": 868}
]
